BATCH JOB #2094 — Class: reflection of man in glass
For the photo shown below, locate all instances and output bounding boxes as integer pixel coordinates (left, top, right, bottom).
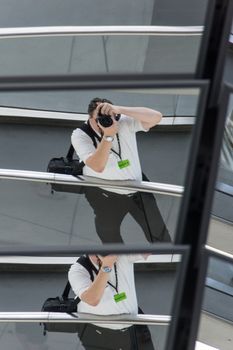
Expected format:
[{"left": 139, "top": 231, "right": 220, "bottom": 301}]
[
  {"left": 68, "top": 254, "right": 155, "bottom": 350},
  {"left": 72, "top": 98, "right": 171, "bottom": 243}
]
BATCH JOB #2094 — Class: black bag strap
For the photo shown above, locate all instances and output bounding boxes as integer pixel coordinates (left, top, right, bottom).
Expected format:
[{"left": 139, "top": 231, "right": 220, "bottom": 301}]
[
  {"left": 142, "top": 172, "right": 150, "bottom": 182},
  {"left": 62, "top": 255, "right": 98, "bottom": 306},
  {"left": 66, "top": 121, "right": 99, "bottom": 160}
]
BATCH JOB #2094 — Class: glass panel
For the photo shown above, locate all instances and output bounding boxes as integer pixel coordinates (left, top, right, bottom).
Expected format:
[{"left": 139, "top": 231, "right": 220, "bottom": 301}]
[
  {"left": 0, "top": 0, "right": 208, "bottom": 27},
  {"left": 0, "top": 88, "right": 199, "bottom": 114},
  {"left": 197, "top": 256, "right": 233, "bottom": 349},
  {"left": 208, "top": 94, "right": 233, "bottom": 254},
  {"left": 0, "top": 34, "right": 202, "bottom": 76},
  {"left": 0, "top": 0, "right": 210, "bottom": 77},
  {"left": 0, "top": 180, "right": 178, "bottom": 246},
  {"left": 0, "top": 252, "right": 184, "bottom": 349},
  {"left": 0, "top": 87, "right": 201, "bottom": 246}
]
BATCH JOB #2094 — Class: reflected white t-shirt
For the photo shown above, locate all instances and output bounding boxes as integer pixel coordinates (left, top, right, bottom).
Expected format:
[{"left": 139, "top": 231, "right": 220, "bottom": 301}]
[
  {"left": 71, "top": 115, "right": 148, "bottom": 194},
  {"left": 68, "top": 255, "right": 144, "bottom": 329}
]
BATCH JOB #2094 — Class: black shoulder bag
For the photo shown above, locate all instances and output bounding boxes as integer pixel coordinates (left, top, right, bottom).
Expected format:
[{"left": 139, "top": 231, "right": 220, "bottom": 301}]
[
  {"left": 47, "top": 122, "right": 98, "bottom": 193},
  {"left": 41, "top": 255, "right": 98, "bottom": 335}
]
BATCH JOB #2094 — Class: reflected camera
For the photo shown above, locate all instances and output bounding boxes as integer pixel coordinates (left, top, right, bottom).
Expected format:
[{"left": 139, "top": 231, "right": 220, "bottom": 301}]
[{"left": 96, "top": 112, "right": 121, "bottom": 127}]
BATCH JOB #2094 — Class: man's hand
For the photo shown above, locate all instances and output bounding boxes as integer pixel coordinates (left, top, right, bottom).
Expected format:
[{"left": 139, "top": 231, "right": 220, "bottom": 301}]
[
  {"left": 98, "top": 255, "right": 118, "bottom": 267},
  {"left": 97, "top": 117, "right": 118, "bottom": 137},
  {"left": 95, "top": 103, "right": 119, "bottom": 137},
  {"left": 97, "top": 103, "right": 121, "bottom": 117},
  {"left": 80, "top": 255, "right": 118, "bottom": 306}
]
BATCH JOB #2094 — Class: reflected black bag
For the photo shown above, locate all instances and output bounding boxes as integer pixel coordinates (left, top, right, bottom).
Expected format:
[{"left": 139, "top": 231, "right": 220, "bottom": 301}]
[
  {"left": 47, "top": 145, "right": 85, "bottom": 193},
  {"left": 47, "top": 122, "right": 98, "bottom": 193},
  {"left": 41, "top": 256, "right": 97, "bottom": 335}
]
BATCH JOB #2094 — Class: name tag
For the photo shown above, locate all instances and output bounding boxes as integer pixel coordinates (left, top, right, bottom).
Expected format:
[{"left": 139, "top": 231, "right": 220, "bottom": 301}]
[
  {"left": 118, "top": 159, "right": 130, "bottom": 169},
  {"left": 114, "top": 292, "right": 127, "bottom": 303}
]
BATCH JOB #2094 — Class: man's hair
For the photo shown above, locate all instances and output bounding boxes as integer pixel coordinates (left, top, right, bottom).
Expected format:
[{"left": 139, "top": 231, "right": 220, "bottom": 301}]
[{"left": 88, "top": 97, "right": 113, "bottom": 117}]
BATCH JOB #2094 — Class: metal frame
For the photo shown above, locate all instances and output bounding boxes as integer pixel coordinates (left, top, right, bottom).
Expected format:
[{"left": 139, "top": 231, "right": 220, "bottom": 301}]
[
  {"left": 167, "top": 1, "right": 233, "bottom": 350},
  {"left": 0, "top": 243, "right": 187, "bottom": 257},
  {"left": 0, "top": 75, "right": 205, "bottom": 90}
]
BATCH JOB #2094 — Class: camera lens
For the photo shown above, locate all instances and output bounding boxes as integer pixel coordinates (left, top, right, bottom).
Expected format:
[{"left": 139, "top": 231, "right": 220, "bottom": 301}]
[{"left": 96, "top": 114, "right": 113, "bottom": 127}]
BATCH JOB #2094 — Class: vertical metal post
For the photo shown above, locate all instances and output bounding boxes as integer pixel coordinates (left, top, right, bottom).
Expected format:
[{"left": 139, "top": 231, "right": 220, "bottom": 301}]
[{"left": 166, "top": 1, "right": 233, "bottom": 350}]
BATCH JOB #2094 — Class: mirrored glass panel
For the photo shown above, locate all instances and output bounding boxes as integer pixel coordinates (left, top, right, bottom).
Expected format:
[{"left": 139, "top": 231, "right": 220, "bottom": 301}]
[
  {"left": 0, "top": 252, "right": 184, "bottom": 350},
  {"left": 0, "top": 0, "right": 208, "bottom": 27},
  {"left": 0, "top": 87, "right": 202, "bottom": 246},
  {"left": 208, "top": 94, "right": 233, "bottom": 254},
  {"left": 197, "top": 255, "right": 233, "bottom": 349},
  {"left": 0, "top": 0, "right": 210, "bottom": 76},
  {"left": 0, "top": 180, "right": 178, "bottom": 246},
  {"left": 0, "top": 34, "right": 202, "bottom": 76}
]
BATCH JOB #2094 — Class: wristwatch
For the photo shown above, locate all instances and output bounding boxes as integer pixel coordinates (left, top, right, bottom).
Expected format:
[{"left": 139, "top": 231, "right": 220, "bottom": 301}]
[
  {"left": 101, "top": 266, "right": 112, "bottom": 273},
  {"left": 103, "top": 135, "right": 114, "bottom": 142}
]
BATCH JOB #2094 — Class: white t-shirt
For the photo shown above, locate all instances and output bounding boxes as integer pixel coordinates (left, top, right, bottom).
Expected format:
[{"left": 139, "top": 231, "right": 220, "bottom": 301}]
[
  {"left": 68, "top": 254, "right": 144, "bottom": 329},
  {"left": 71, "top": 115, "right": 148, "bottom": 194}
]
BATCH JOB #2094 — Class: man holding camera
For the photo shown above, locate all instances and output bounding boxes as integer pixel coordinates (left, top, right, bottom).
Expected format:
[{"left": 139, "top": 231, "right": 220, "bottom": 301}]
[
  {"left": 71, "top": 97, "right": 171, "bottom": 243},
  {"left": 68, "top": 254, "right": 155, "bottom": 349}
]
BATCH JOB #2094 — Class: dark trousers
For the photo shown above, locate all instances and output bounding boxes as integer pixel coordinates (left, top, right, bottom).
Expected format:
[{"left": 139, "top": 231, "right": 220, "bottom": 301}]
[
  {"left": 85, "top": 187, "right": 171, "bottom": 243},
  {"left": 78, "top": 323, "right": 155, "bottom": 350}
]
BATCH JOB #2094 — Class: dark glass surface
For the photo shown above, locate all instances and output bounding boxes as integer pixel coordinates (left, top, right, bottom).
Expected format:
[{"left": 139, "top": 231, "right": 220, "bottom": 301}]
[
  {"left": 202, "top": 257, "right": 233, "bottom": 323},
  {"left": 208, "top": 95, "right": 233, "bottom": 254}
]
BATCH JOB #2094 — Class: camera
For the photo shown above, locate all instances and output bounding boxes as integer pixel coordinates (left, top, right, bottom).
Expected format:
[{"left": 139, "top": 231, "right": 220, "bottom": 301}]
[{"left": 96, "top": 113, "right": 121, "bottom": 127}]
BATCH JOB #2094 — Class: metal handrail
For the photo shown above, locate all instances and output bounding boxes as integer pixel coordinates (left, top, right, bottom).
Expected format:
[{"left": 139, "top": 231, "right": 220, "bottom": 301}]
[
  {"left": 0, "top": 106, "right": 195, "bottom": 125},
  {"left": 205, "top": 245, "right": 233, "bottom": 262},
  {"left": 0, "top": 26, "right": 204, "bottom": 39},
  {"left": 0, "top": 312, "right": 171, "bottom": 325},
  {"left": 0, "top": 168, "right": 183, "bottom": 196}
]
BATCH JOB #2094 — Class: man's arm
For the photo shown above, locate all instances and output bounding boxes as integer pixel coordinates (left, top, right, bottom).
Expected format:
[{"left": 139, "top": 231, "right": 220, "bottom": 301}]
[
  {"left": 99, "top": 103, "right": 162, "bottom": 129},
  {"left": 85, "top": 119, "right": 118, "bottom": 173},
  {"left": 80, "top": 256, "right": 117, "bottom": 306}
]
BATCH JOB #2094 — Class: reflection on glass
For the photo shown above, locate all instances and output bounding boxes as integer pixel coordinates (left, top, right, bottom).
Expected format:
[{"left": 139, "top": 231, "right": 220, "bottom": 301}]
[
  {"left": 0, "top": 34, "right": 202, "bottom": 76},
  {"left": 221, "top": 108, "right": 233, "bottom": 172},
  {"left": 208, "top": 98, "right": 233, "bottom": 254},
  {"left": 0, "top": 180, "right": 179, "bottom": 246},
  {"left": 0, "top": 253, "right": 181, "bottom": 349},
  {"left": 0, "top": 88, "right": 200, "bottom": 247},
  {"left": 198, "top": 256, "right": 233, "bottom": 349},
  {"left": 49, "top": 91, "right": 172, "bottom": 244},
  {"left": 207, "top": 257, "right": 233, "bottom": 292},
  {"left": 83, "top": 186, "right": 171, "bottom": 244}
]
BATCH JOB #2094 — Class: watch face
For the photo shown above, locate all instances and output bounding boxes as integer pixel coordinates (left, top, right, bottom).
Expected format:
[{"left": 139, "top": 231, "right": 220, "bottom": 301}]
[
  {"left": 105, "top": 136, "right": 113, "bottom": 142},
  {"left": 102, "top": 266, "right": 112, "bottom": 273}
]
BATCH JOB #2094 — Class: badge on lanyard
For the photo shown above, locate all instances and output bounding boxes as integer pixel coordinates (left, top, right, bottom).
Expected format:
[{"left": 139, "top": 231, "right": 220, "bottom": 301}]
[
  {"left": 118, "top": 159, "right": 130, "bottom": 169},
  {"left": 114, "top": 292, "right": 127, "bottom": 303}
]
